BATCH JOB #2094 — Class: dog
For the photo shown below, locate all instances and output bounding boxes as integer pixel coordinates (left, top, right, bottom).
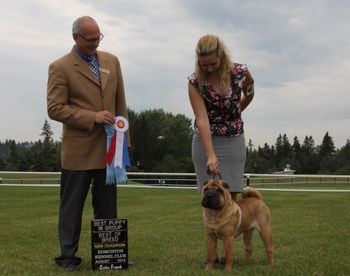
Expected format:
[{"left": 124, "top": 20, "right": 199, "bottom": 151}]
[{"left": 201, "top": 179, "right": 275, "bottom": 272}]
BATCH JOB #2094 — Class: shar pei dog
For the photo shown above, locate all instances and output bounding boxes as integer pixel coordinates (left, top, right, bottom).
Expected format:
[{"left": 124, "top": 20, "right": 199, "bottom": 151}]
[{"left": 201, "top": 179, "right": 275, "bottom": 272}]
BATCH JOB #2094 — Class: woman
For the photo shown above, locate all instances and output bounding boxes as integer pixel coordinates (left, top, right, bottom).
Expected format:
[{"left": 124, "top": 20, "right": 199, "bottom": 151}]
[{"left": 188, "top": 34, "right": 255, "bottom": 201}]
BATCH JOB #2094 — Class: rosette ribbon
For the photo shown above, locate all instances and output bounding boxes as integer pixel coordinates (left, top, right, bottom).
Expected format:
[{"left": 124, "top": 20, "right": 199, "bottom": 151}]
[{"left": 104, "top": 116, "right": 131, "bottom": 185}]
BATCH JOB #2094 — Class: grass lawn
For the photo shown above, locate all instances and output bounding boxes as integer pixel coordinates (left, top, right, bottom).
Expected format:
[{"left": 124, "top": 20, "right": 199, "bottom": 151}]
[{"left": 0, "top": 186, "right": 349, "bottom": 275}]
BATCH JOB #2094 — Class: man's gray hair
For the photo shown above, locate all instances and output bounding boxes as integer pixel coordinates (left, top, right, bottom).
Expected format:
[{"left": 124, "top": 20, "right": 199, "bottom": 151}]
[{"left": 72, "top": 16, "right": 95, "bottom": 34}]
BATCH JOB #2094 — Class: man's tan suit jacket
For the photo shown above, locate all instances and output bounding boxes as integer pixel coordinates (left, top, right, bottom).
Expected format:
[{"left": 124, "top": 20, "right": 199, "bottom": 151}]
[{"left": 47, "top": 49, "right": 129, "bottom": 170}]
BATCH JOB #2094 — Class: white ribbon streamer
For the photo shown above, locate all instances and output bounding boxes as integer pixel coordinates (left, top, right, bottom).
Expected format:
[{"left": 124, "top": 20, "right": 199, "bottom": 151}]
[{"left": 114, "top": 116, "right": 129, "bottom": 168}]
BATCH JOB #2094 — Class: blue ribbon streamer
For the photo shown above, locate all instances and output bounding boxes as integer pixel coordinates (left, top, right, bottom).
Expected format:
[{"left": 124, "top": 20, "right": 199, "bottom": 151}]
[{"left": 105, "top": 124, "right": 131, "bottom": 185}]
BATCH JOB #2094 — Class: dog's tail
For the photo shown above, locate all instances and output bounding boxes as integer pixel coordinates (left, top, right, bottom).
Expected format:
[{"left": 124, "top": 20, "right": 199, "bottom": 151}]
[{"left": 242, "top": 187, "right": 263, "bottom": 200}]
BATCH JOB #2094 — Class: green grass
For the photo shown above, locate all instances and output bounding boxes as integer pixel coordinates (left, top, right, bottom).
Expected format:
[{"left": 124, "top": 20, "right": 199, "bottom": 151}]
[{"left": 0, "top": 186, "right": 349, "bottom": 275}]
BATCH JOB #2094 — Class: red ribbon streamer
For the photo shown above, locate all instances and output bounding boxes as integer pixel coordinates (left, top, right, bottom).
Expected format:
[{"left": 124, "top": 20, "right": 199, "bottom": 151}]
[{"left": 105, "top": 131, "right": 117, "bottom": 166}]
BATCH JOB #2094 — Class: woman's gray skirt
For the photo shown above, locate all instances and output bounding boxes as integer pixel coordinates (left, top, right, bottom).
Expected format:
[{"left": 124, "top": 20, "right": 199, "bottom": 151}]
[{"left": 192, "top": 133, "right": 246, "bottom": 193}]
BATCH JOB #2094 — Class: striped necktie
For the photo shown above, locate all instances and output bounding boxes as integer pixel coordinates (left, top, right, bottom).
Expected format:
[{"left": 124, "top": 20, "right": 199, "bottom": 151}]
[{"left": 87, "top": 55, "right": 100, "bottom": 81}]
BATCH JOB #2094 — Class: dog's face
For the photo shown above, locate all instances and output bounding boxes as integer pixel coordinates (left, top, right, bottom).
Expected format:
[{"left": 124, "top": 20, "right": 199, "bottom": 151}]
[{"left": 201, "top": 179, "right": 231, "bottom": 210}]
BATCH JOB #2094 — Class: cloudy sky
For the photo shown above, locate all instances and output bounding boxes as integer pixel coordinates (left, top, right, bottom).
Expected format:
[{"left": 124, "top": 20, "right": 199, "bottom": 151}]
[{"left": 1, "top": 0, "right": 349, "bottom": 148}]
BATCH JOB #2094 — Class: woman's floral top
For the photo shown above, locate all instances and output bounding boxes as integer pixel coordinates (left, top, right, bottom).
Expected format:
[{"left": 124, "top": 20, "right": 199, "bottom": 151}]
[{"left": 188, "top": 63, "right": 249, "bottom": 137}]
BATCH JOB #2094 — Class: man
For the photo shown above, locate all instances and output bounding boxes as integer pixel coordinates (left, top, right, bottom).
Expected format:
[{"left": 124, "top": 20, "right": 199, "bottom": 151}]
[{"left": 47, "top": 16, "right": 129, "bottom": 271}]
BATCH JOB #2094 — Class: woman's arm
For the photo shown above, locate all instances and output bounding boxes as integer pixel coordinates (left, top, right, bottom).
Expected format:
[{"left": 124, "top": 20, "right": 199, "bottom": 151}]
[
  {"left": 188, "top": 82, "right": 219, "bottom": 174},
  {"left": 240, "top": 70, "right": 255, "bottom": 112}
]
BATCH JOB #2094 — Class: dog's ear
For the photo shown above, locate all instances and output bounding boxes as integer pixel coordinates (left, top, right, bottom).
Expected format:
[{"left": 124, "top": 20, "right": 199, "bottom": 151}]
[
  {"left": 222, "top": 181, "right": 230, "bottom": 190},
  {"left": 203, "top": 180, "right": 210, "bottom": 186},
  {"left": 201, "top": 180, "right": 209, "bottom": 193}
]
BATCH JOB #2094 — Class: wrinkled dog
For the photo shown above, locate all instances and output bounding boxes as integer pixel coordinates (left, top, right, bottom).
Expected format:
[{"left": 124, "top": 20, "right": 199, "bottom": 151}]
[{"left": 201, "top": 179, "right": 275, "bottom": 272}]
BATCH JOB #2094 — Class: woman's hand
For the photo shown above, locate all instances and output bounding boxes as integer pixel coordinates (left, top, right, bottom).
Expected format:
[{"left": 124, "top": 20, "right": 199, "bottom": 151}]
[{"left": 207, "top": 154, "right": 219, "bottom": 176}]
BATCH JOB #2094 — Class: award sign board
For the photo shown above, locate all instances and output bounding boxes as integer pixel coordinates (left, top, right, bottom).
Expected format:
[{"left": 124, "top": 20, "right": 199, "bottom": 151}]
[{"left": 91, "top": 219, "right": 128, "bottom": 270}]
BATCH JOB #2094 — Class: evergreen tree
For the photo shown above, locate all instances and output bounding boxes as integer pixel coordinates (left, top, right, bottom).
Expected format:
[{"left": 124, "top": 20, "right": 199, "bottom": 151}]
[
  {"left": 319, "top": 132, "right": 336, "bottom": 158},
  {"left": 335, "top": 139, "right": 350, "bottom": 174},
  {"left": 37, "top": 120, "right": 59, "bottom": 171},
  {"left": 274, "top": 134, "right": 292, "bottom": 170},
  {"left": 0, "top": 155, "right": 4, "bottom": 169},
  {"left": 291, "top": 136, "right": 301, "bottom": 159},
  {"left": 245, "top": 147, "right": 260, "bottom": 173},
  {"left": 290, "top": 136, "right": 301, "bottom": 172},
  {"left": 28, "top": 145, "right": 44, "bottom": 171},
  {"left": 40, "top": 119, "right": 54, "bottom": 143},
  {"left": 282, "top": 134, "right": 292, "bottom": 159},
  {"left": 318, "top": 132, "right": 336, "bottom": 173},
  {"left": 300, "top": 135, "right": 319, "bottom": 173},
  {"left": 301, "top": 135, "right": 315, "bottom": 155},
  {"left": 7, "top": 140, "right": 18, "bottom": 170},
  {"left": 274, "top": 134, "right": 283, "bottom": 169},
  {"left": 258, "top": 144, "right": 277, "bottom": 173}
]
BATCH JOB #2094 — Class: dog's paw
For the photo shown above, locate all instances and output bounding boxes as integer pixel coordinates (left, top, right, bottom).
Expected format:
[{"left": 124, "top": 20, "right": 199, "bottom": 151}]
[
  {"left": 224, "top": 265, "right": 232, "bottom": 272},
  {"left": 205, "top": 264, "right": 213, "bottom": 271},
  {"left": 244, "top": 255, "right": 252, "bottom": 263}
]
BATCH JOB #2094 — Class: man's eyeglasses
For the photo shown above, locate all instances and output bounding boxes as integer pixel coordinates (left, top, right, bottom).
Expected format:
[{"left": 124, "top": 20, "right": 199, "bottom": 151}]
[{"left": 78, "top": 33, "right": 104, "bottom": 43}]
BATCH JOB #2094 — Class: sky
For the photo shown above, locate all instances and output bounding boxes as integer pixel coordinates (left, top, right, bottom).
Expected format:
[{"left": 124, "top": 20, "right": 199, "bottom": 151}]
[{"left": 0, "top": 0, "right": 349, "bottom": 149}]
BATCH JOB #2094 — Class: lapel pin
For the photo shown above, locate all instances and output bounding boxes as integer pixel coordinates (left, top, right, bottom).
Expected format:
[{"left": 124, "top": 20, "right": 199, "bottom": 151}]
[{"left": 99, "top": 67, "right": 110, "bottom": 74}]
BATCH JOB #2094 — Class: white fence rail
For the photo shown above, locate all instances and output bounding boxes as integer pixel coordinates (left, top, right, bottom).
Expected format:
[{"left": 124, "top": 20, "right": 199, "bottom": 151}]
[{"left": 1, "top": 171, "right": 350, "bottom": 193}]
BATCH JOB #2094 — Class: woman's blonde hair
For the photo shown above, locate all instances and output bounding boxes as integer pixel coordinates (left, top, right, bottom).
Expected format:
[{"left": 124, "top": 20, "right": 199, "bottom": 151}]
[{"left": 195, "top": 34, "right": 232, "bottom": 91}]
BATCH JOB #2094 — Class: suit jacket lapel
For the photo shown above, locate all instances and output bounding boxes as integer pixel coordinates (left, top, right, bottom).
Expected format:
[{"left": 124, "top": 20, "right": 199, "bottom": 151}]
[
  {"left": 98, "top": 53, "right": 110, "bottom": 91},
  {"left": 71, "top": 49, "right": 101, "bottom": 86}
]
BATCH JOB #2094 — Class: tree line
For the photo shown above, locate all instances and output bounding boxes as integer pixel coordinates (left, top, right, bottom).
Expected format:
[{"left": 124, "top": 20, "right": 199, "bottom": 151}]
[
  {"left": 246, "top": 133, "right": 350, "bottom": 174},
  {"left": 0, "top": 109, "right": 349, "bottom": 174}
]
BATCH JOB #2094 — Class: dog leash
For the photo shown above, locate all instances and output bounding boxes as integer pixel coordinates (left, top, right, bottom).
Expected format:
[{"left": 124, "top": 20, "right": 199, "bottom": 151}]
[
  {"left": 213, "top": 172, "right": 222, "bottom": 180},
  {"left": 207, "top": 168, "right": 222, "bottom": 180}
]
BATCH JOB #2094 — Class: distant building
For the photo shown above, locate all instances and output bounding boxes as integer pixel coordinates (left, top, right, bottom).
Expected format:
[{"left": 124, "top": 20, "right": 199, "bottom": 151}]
[
  {"left": 23, "top": 142, "right": 35, "bottom": 149},
  {"left": 273, "top": 164, "right": 295, "bottom": 175}
]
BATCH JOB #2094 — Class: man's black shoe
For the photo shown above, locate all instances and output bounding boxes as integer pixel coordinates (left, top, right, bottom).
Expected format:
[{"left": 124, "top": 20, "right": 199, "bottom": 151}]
[
  {"left": 55, "top": 255, "right": 82, "bottom": 271},
  {"left": 64, "top": 263, "right": 81, "bottom": 272}
]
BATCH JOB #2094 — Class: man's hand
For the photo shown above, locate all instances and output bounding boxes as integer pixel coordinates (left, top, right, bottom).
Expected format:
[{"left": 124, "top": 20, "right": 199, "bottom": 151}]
[{"left": 95, "top": 111, "right": 115, "bottom": 125}]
